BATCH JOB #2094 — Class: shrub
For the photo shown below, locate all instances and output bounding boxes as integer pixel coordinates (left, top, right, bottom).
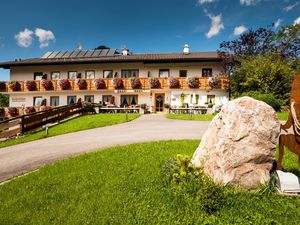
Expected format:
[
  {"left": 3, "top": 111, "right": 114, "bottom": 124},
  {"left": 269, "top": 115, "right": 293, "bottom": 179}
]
[
  {"left": 208, "top": 77, "right": 221, "bottom": 89},
  {"left": 113, "top": 78, "right": 124, "bottom": 89},
  {"left": 94, "top": 79, "right": 106, "bottom": 89},
  {"left": 168, "top": 77, "right": 180, "bottom": 88},
  {"left": 41, "top": 79, "right": 53, "bottom": 90},
  {"left": 8, "top": 81, "right": 21, "bottom": 91},
  {"left": 186, "top": 77, "right": 200, "bottom": 88},
  {"left": 130, "top": 77, "right": 142, "bottom": 89},
  {"left": 82, "top": 101, "right": 95, "bottom": 113},
  {"left": 0, "top": 82, "right": 6, "bottom": 91},
  {"left": 148, "top": 77, "right": 160, "bottom": 89},
  {"left": 240, "top": 91, "right": 281, "bottom": 111},
  {"left": 25, "top": 81, "right": 37, "bottom": 91},
  {"left": 164, "top": 103, "right": 170, "bottom": 109},
  {"left": 59, "top": 79, "right": 71, "bottom": 90},
  {"left": 76, "top": 79, "right": 87, "bottom": 90},
  {"left": 6, "top": 107, "right": 18, "bottom": 117},
  {"left": 25, "top": 106, "right": 36, "bottom": 114}
]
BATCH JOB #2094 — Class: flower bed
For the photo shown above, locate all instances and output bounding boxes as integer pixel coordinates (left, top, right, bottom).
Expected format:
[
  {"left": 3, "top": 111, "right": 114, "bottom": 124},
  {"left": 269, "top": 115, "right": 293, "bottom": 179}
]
[
  {"left": 8, "top": 81, "right": 21, "bottom": 91},
  {"left": 59, "top": 79, "right": 71, "bottom": 90},
  {"left": 25, "top": 106, "right": 36, "bottom": 114},
  {"left": 186, "top": 77, "right": 200, "bottom": 88},
  {"left": 25, "top": 81, "right": 37, "bottom": 91},
  {"left": 130, "top": 78, "right": 142, "bottom": 89},
  {"left": 113, "top": 78, "right": 124, "bottom": 89},
  {"left": 168, "top": 78, "right": 180, "bottom": 89},
  {"left": 41, "top": 79, "right": 53, "bottom": 90},
  {"left": 6, "top": 107, "right": 18, "bottom": 117},
  {"left": 0, "top": 82, "right": 6, "bottom": 91},
  {"left": 148, "top": 78, "right": 160, "bottom": 89},
  {"left": 94, "top": 79, "right": 106, "bottom": 89},
  {"left": 76, "top": 79, "right": 87, "bottom": 90}
]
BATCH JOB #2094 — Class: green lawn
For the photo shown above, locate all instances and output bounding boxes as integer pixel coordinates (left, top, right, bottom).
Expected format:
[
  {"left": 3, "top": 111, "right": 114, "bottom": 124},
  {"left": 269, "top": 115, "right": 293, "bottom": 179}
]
[
  {"left": 0, "top": 113, "right": 140, "bottom": 149},
  {"left": 0, "top": 140, "right": 299, "bottom": 224},
  {"left": 166, "top": 111, "right": 289, "bottom": 121}
]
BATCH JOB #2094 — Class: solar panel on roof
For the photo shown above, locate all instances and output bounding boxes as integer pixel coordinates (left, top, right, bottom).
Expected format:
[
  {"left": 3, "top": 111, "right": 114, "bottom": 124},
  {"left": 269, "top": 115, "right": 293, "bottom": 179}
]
[
  {"left": 63, "top": 51, "right": 73, "bottom": 58},
  {"left": 84, "top": 50, "right": 94, "bottom": 58},
  {"left": 100, "top": 49, "right": 109, "bottom": 56},
  {"left": 107, "top": 49, "right": 116, "bottom": 56},
  {"left": 55, "top": 51, "right": 68, "bottom": 58},
  {"left": 91, "top": 50, "right": 102, "bottom": 57},
  {"left": 42, "top": 51, "right": 53, "bottom": 58},
  {"left": 76, "top": 50, "right": 87, "bottom": 58},
  {"left": 70, "top": 50, "right": 80, "bottom": 58},
  {"left": 48, "top": 51, "right": 60, "bottom": 58}
]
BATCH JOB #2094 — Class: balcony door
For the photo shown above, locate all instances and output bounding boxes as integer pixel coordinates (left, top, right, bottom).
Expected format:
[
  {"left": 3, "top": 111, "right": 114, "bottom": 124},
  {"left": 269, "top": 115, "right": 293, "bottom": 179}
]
[{"left": 154, "top": 93, "right": 165, "bottom": 113}]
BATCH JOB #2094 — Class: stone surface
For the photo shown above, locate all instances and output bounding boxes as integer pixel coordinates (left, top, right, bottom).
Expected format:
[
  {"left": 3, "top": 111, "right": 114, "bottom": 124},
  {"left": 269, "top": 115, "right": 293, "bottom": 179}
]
[{"left": 192, "top": 97, "right": 281, "bottom": 189}]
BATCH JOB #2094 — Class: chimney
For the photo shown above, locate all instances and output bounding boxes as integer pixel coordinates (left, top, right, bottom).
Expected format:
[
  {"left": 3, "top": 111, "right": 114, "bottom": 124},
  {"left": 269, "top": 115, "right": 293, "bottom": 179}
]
[
  {"left": 77, "top": 43, "right": 82, "bottom": 50},
  {"left": 122, "top": 47, "right": 129, "bottom": 56},
  {"left": 183, "top": 44, "right": 190, "bottom": 55}
]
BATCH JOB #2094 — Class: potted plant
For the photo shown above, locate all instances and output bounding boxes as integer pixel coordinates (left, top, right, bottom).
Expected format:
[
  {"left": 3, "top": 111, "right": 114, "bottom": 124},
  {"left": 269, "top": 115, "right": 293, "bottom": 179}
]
[
  {"left": 25, "top": 106, "right": 36, "bottom": 114},
  {"left": 168, "top": 77, "right": 180, "bottom": 89},
  {"left": 41, "top": 79, "right": 53, "bottom": 90},
  {"left": 8, "top": 81, "right": 21, "bottom": 91},
  {"left": 113, "top": 78, "right": 124, "bottom": 89},
  {"left": 0, "top": 81, "right": 6, "bottom": 91},
  {"left": 6, "top": 107, "right": 18, "bottom": 117},
  {"left": 25, "top": 80, "right": 37, "bottom": 91},
  {"left": 148, "top": 77, "right": 160, "bottom": 89},
  {"left": 130, "top": 77, "right": 142, "bottom": 89},
  {"left": 59, "top": 79, "right": 71, "bottom": 90},
  {"left": 186, "top": 77, "right": 200, "bottom": 88},
  {"left": 164, "top": 103, "right": 170, "bottom": 109},
  {"left": 94, "top": 79, "right": 106, "bottom": 89},
  {"left": 76, "top": 79, "right": 87, "bottom": 90},
  {"left": 208, "top": 77, "right": 221, "bottom": 89}
]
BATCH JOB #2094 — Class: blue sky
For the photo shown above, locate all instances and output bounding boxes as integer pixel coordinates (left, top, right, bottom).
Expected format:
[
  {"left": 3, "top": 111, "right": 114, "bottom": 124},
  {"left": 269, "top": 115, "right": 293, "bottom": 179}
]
[{"left": 0, "top": 0, "right": 299, "bottom": 80}]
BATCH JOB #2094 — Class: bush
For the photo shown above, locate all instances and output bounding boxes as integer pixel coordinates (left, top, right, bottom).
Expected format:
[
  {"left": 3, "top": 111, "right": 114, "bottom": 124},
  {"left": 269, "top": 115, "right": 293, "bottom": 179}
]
[
  {"left": 186, "top": 77, "right": 200, "bottom": 88},
  {"left": 113, "top": 78, "right": 124, "bottom": 89},
  {"left": 59, "top": 79, "right": 71, "bottom": 90},
  {"left": 148, "top": 77, "right": 160, "bottom": 89},
  {"left": 130, "top": 77, "right": 142, "bottom": 89},
  {"left": 8, "top": 81, "right": 21, "bottom": 91},
  {"left": 240, "top": 91, "right": 281, "bottom": 111},
  {"left": 76, "top": 79, "right": 87, "bottom": 90},
  {"left": 164, "top": 154, "right": 226, "bottom": 215},
  {"left": 25, "top": 106, "right": 36, "bottom": 114},
  {"left": 94, "top": 79, "right": 106, "bottom": 89},
  {"left": 41, "top": 79, "right": 53, "bottom": 90},
  {"left": 168, "top": 78, "right": 180, "bottom": 88}
]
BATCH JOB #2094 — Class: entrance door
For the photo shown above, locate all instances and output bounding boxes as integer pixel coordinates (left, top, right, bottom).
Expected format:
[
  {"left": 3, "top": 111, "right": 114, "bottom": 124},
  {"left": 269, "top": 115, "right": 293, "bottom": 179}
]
[{"left": 155, "top": 93, "right": 165, "bottom": 113}]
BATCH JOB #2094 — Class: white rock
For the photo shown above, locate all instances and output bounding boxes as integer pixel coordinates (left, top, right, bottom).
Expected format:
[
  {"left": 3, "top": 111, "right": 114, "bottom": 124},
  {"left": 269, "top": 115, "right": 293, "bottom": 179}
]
[{"left": 192, "top": 97, "right": 280, "bottom": 189}]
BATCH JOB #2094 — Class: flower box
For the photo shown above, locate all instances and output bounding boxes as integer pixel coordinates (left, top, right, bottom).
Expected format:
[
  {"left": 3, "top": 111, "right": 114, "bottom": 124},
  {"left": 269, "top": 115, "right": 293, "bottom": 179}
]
[
  {"left": 186, "top": 77, "right": 200, "bottom": 88},
  {"left": 168, "top": 78, "right": 180, "bottom": 89},
  {"left": 113, "top": 78, "right": 124, "bottom": 89},
  {"left": 208, "top": 77, "right": 221, "bottom": 89},
  {"left": 0, "top": 82, "right": 6, "bottom": 91},
  {"left": 130, "top": 78, "right": 142, "bottom": 89},
  {"left": 148, "top": 78, "right": 160, "bottom": 89},
  {"left": 25, "top": 106, "right": 36, "bottom": 114},
  {"left": 8, "top": 81, "right": 21, "bottom": 91},
  {"left": 25, "top": 80, "right": 37, "bottom": 91},
  {"left": 76, "top": 79, "right": 87, "bottom": 90},
  {"left": 94, "top": 79, "right": 106, "bottom": 89},
  {"left": 6, "top": 107, "right": 18, "bottom": 117},
  {"left": 59, "top": 79, "right": 71, "bottom": 90},
  {"left": 41, "top": 79, "right": 53, "bottom": 90}
]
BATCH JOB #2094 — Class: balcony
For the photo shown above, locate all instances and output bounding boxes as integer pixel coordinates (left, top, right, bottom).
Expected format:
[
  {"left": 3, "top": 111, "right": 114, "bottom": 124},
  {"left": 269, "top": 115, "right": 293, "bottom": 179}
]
[{"left": 0, "top": 76, "right": 229, "bottom": 93}]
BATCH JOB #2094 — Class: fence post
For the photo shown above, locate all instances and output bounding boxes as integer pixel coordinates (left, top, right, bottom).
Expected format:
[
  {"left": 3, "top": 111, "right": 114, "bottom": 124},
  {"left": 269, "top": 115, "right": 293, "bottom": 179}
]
[
  {"left": 20, "top": 115, "right": 25, "bottom": 135},
  {"left": 126, "top": 111, "right": 128, "bottom": 121}
]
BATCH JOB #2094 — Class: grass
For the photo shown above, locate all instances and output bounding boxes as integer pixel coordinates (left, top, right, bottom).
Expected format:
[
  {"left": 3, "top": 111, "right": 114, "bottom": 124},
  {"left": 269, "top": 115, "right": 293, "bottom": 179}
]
[
  {"left": 166, "top": 111, "right": 289, "bottom": 121},
  {"left": 0, "top": 113, "right": 140, "bottom": 149},
  {"left": 0, "top": 140, "right": 299, "bottom": 224}
]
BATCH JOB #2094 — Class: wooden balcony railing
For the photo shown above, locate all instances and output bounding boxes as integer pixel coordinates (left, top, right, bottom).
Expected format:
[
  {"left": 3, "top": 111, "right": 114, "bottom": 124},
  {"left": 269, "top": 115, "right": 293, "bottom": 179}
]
[{"left": 0, "top": 76, "right": 229, "bottom": 93}]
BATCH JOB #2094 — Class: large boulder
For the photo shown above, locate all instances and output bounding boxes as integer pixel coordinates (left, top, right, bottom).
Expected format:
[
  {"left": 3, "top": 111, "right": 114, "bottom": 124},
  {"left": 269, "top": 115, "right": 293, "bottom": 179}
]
[{"left": 192, "top": 97, "right": 280, "bottom": 189}]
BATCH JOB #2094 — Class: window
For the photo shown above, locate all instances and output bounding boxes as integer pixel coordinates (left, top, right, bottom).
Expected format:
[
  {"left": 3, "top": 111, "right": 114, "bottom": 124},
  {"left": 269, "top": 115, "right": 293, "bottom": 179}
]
[
  {"left": 207, "top": 95, "right": 215, "bottom": 104},
  {"left": 121, "top": 70, "right": 139, "bottom": 78},
  {"left": 102, "top": 95, "right": 113, "bottom": 105},
  {"left": 67, "top": 96, "right": 77, "bottom": 105},
  {"left": 68, "top": 71, "right": 77, "bottom": 80},
  {"left": 86, "top": 70, "right": 95, "bottom": 79},
  {"left": 202, "top": 68, "right": 212, "bottom": 77},
  {"left": 179, "top": 70, "right": 187, "bottom": 78},
  {"left": 84, "top": 95, "right": 94, "bottom": 103},
  {"left": 51, "top": 72, "right": 60, "bottom": 80},
  {"left": 50, "top": 96, "right": 59, "bottom": 106},
  {"left": 120, "top": 95, "right": 138, "bottom": 107},
  {"left": 33, "top": 96, "right": 43, "bottom": 106},
  {"left": 159, "top": 69, "right": 169, "bottom": 78},
  {"left": 34, "top": 72, "right": 44, "bottom": 80},
  {"left": 190, "top": 94, "right": 199, "bottom": 105},
  {"left": 103, "top": 70, "right": 113, "bottom": 78}
]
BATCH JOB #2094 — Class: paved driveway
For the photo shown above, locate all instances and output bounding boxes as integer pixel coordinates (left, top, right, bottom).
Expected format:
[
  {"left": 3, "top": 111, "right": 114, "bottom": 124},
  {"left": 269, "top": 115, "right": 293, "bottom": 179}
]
[{"left": 0, "top": 114, "right": 210, "bottom": 183}]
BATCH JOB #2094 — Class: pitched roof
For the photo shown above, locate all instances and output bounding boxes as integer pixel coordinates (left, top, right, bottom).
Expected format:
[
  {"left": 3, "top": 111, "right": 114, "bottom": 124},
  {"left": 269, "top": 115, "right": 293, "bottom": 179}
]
[{"left": 0, "top": 51, "right": 221, "bottom": 69}]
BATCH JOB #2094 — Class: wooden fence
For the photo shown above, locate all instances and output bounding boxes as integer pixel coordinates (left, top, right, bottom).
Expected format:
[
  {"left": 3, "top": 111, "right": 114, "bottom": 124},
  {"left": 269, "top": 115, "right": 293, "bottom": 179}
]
[{"left": 0, "top": 103, "right": 83, "bottom": 140}]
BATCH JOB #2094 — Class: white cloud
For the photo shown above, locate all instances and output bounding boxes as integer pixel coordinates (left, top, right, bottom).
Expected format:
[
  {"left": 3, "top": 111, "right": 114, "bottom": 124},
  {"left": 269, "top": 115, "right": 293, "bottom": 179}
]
[
  {"left": 15, "top": 28, "right": 34, "bottom": 48},
  {"left": 35, "top": 28, "right": 55, "bottom": 48},
  {"left": 198, "top": 0, "right": 216, "bottom": 4},
  {"left": 205, "top": 11, "right": 224, "bottom": 38},
  {"left": 240, "top": 0, "right": 260, "bottom": 6},
  {"left": 274, "top": 19, "right": 282, "bottom": 28},
  {"left": 234, "top": 25, "right": 248, "bottom": 35},
  {"left": 294, "top": 17, "right": 300, "bottom": 25},
  {"left": 284, "top": 1, "right": 300, "bottom": 12}
]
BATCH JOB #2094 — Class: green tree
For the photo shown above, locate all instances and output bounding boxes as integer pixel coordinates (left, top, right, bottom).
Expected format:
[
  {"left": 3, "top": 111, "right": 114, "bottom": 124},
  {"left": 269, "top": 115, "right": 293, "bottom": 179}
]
[{"left": 0, "top": 94, "right": 9, "bottom": 107}]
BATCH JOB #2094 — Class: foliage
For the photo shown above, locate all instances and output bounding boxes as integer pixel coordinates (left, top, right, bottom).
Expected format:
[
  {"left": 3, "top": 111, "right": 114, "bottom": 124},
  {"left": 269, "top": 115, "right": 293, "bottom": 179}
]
[
  {"left": 164, "top": 103, "right": 170, "bottom": 109},
  {"left": 6, "top": 107, "right": 18, "bottom": 117},
  {"left": 76, "top": 79, "right": 87, "bottom": 90},
  {"left": 8, "top": 81, "right": 21, "bottom": 91},
  {"left": 130, "top": 77, "right": 142, "bottom": 89},
  {"left": 25, "top": 81, "right": 37, "bottom": 91},
  {"left": 40, "top": 79, "right": 53, "bottom": 90},
  {"left": 0, "top": 107, "right": 5, "bottom": 115},
  {"left": 25, "top": 106, "right": 36, "bottom": 114},
  {"left": 148, "top": 77, "right": 160, "bottom": 88},
  {"left": 59, "top": 79, "right": 71, "bottom": 90},
  {"left": 112, "top": 78, "right": 124, "bottom": 89},
  {"left": 240, "top": 91, "right": 281, "bottom": 111},
  {"left": 0, "top": 81, "right": 6, "bottom": 90},
  {"left": 82, "top": 101, "right": 95, "bottom": 113},
  {"left": 0, "top": 94, "right": 9, "bottom": 107},
  {"left": 168, "top": 77, "right": 180, "bottom": 88},
  {"left": 208, "top": 77, "right": 221, "bottom": 89},
  {"left": 186, "top": 77, "right": 200, "bottom": 88},
  {"left": 94, "top": 79, "right": 106, "bottom": 89}
]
